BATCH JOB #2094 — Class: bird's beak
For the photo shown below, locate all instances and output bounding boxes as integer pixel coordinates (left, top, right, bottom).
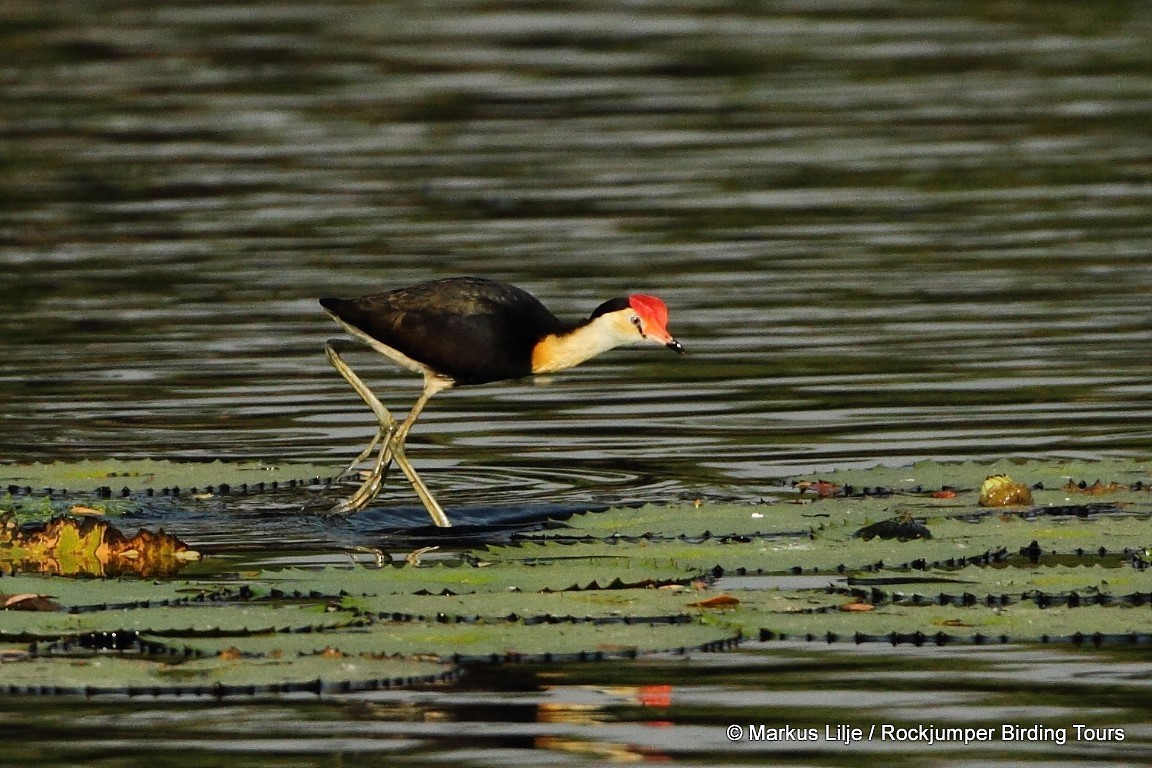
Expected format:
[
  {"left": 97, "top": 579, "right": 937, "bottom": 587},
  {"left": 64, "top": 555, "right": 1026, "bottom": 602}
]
[
  {"left": 645, "top": 324, "right": 684, "bottom": 354},
  {"left": 638, "top": 316, "right": 684, "bottom": 354}
]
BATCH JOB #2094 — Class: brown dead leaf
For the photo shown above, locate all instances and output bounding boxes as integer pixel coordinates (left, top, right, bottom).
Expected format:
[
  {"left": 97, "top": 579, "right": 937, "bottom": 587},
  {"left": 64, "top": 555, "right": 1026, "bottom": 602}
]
[
  {"left": 217, "top": 646, "right": 243, "bottom": 661},
  {"left": 0, "top": 512, "right": 199, "bottom": 577},
  {"left": 1063, "top": 480, "right": 1125, "bottom": 495},
  {"left": 68, "top": 505, "right": 105, "bottom": 516},
  {"left": 931, "top": 489, "right": 958, "bottom": 499},
  {"left": 686, "top": 594, "right": 741, "bottom": 608},
  {"left": 838, "top": 602, "right": 875, "bottom": 612},
  {"left": 796, "top": 480, "right": 838, "bottom": 498}
]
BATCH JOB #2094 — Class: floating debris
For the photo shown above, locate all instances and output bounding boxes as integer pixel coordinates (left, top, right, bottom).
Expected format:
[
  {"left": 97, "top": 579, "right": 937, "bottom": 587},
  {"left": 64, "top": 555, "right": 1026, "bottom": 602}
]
[
  {"left": 978, "top": 474, "right": 1033, "bottom": 507},
  {"left": 0, "top": 513, "right": 199, "bottom": 577}
]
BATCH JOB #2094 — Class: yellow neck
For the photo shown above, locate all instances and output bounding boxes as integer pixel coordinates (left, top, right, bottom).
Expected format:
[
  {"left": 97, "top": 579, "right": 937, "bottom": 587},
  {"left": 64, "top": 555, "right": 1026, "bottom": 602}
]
[{"left": 531, "top": 316, "right": 628, "bottom": 374}]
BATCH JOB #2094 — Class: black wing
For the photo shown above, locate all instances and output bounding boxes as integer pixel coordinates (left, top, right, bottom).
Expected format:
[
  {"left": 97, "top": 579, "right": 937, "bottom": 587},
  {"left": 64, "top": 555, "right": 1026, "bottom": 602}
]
[{"left": 320, "top": 277, "right": 569, "bottom": 385}]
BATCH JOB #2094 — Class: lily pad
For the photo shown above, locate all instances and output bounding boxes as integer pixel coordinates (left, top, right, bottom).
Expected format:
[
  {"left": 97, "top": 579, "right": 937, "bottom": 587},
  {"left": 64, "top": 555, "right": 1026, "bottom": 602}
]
[
  {"left": 242, "top": 559, "right": 699, "bottom": 597},
  {"left": 0, "top": 460, "right": 337, "bottom": 498},
  {"left": 788, "top": 458, "right": 1152, "bottom": 496},
  {"left": 0, "top": 604, "right": 355, "bottom": 641},
  {"left": 0, "top": 574, "right": 233, "bottom": 611},
  {"left": 0, "top": 458, "right": 1150, "bottom": 695},
  {"left": 178, "top": 618, "right": 740, "bottom": 664},
  {"left": 343, "top": 585, "right": 705, "bottom": 623},
  {"left": 750, "top": 599, "right": 1152, "bottom": 645},
  {"left": 0, "top": 653, "right": 455, "bottom": 696}
]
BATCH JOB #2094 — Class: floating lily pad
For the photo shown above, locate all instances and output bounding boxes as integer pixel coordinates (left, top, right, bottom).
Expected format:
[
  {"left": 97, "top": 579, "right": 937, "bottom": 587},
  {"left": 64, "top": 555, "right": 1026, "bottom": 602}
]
[
  {"left": 788, "top": 458, "right": 1151, "bottom": 495},
  {"left": 0, "top": 604, "right": 355, "bottom": 641},
  {"left": 0, "top": 460, "right": 336, "bottom": 498},
  {"left": 343, "top": 585, "right": 705, "bottom": 623},
  {"left": 0, "top": 653, "right": 455, "bottom": 696},
  {"left": 837, "top": 564, "right": 1152, "bottom": 607},
  {"left": 178, "top": 618, "right": 740, "bottom": 664},
  {"left": 0, "top": 574, "right": 233, "bottom": 611},
  {"left": 243, "top": 559, "right": 699, "bottom": 597},
  {"left": 527, "top": 501, "right": 846, "bottom": 539},
  {"left": 751, "top": 599, "right": 1152, "bottom": 645},
  {"left": 0, "top": 458, "right": 1150, "bottom": 695}
]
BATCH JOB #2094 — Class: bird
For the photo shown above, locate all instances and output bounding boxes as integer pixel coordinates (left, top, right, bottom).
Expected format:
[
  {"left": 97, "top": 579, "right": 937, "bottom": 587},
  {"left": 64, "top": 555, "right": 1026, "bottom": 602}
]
[{"left": 319, "top": 276, "right": 684, "bottom": 527}]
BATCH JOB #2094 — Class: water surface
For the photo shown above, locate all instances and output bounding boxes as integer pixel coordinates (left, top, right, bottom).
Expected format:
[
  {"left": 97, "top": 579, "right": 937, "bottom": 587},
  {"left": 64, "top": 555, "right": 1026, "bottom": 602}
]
[{"left": 2, "top": 0, "right": 1151, "bottom": 763}]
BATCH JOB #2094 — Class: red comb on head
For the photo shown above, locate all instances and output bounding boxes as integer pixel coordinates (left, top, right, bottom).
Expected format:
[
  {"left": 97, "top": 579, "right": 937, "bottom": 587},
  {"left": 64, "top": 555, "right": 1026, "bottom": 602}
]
[{"left": 628, "top": 294, "right": 669, "bottom": 329}]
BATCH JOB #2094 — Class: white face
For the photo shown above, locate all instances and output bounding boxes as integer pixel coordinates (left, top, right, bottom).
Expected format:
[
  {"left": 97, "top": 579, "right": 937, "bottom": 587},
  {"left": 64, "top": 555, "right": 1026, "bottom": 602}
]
[{"left": 601, "top": 308, "right": 653, "bottom": 346}]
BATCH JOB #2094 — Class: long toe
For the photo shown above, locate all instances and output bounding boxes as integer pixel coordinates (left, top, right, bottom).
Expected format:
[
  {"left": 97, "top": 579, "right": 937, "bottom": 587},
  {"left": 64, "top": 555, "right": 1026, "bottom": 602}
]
[{"left": 326, "top": 494, "right": 367, "bottom": 516}]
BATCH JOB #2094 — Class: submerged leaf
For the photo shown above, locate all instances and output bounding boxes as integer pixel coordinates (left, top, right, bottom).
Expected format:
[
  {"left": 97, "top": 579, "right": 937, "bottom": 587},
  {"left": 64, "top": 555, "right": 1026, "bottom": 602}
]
[{"left": 853, "top": 517, "right": 932, "bottom": 541}]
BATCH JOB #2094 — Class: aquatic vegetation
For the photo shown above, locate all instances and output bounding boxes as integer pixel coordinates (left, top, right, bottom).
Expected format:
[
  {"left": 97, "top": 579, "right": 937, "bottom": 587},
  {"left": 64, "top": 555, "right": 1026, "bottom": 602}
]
[
  {"left": 0, "top": 458, "right": 1148, "bottom": 695},
  {"left": 0, "top": 513, "right": 197, "bottom": 577}
]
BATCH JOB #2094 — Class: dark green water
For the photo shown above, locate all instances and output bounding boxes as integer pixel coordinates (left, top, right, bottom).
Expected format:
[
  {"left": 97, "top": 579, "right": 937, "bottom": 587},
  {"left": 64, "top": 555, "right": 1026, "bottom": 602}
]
[
  {"left": 2, "top": 0, "right": 1151, "bottom": 764},
  {"left": 0, "top": 643, "right": 1149, "bottom": 767}
]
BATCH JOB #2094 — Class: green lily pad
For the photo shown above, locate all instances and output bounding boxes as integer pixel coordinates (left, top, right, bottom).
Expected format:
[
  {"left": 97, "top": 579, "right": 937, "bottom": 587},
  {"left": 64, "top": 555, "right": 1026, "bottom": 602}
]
[
  {"left": 0, "top": 457, "right": 1149, "bottom": 696},
  {"left": 0, "top": 574, "right": 232, "bottom": 610},
  {"left": 243, "top": 559, "right": 699, "bottom": 597},
  {"left": 178, "top": 618, "right": 740, "bottom": 663},
  {"left": 344, "top": 584, "right": 705, "bottom": 622},
  {"left": 0, "top": 460, "right": 336, "bottom": 497},
  {"left": 842, "top": 563, "right": 1152, "bottom": 600},
  {"left": 799, "top": 458, "right": 1152, "bottom": 494},
  {"left": 0, "top": 604, "right": 354, "bottom": 641},
  {"left": 0, "top": 653, "right": 455, "bottom": 696},
  {"left": 749, "top": 599, "right": 1152, "bottom": 645},
  {"left": 498, "top": 503, "right": 1151, "bottom": 578}
]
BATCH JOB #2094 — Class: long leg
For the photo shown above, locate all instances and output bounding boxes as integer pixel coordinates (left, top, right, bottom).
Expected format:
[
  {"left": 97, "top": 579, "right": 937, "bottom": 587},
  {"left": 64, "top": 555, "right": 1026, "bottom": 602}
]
[
  {"left": 325, "top": 341, "right": 397, "bottom": 490},
  {"left": 337, "top": 428, "right": 385, "bottom": 481},
  {"left": 324, "top": 342, "right": 454, "bottom": 527},
  {"left": 384, "top": 376, "right": 452, "bottom": 527},
  {"left": 326, "top": 340, "right": 396, "bottom": 432}
]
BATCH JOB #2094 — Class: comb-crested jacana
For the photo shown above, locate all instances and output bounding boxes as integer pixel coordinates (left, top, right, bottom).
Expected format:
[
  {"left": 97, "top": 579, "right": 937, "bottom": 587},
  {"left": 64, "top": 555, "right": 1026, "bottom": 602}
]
[{"left": 320, "top": 276, "right": 683, "bottom": 526}]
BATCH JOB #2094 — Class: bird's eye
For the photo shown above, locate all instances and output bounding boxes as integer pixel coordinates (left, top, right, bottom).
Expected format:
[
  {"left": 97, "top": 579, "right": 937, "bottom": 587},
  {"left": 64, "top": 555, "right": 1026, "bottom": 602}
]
[{"left": 630, "top": 315, "right": 643, "bottom": 329}]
